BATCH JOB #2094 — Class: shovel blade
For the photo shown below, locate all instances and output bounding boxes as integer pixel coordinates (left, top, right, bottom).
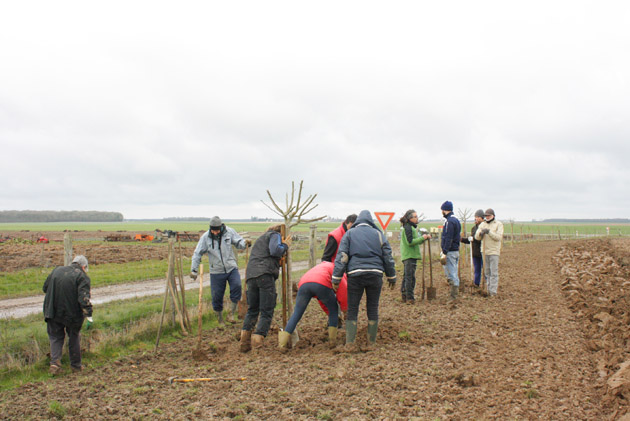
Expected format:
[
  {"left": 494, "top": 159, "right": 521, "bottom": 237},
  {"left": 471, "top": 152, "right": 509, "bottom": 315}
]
[{"left": 427, "top": 287, "right": 437, "bottom": 301}]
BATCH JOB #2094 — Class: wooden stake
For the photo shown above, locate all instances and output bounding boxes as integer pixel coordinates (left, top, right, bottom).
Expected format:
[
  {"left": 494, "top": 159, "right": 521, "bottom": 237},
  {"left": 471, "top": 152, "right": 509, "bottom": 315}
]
[{"left": 197, "top": 264, "right": 204, "bottom": 350}]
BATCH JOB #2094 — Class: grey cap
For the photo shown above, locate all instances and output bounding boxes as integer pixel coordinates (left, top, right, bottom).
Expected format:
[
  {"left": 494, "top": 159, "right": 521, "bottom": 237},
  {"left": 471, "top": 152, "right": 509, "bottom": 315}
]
[
  {"left": 484, "top": 208, "right": 495, "bottom": 217},
  {"left": 474, "top": 209, "right": 485, "bottom": 218},
  {"left": 209, "top": 216, "right": 222, "bottom": 229},
  {"left": 72, "top": 255, "right": 88, "bottom": 268}
]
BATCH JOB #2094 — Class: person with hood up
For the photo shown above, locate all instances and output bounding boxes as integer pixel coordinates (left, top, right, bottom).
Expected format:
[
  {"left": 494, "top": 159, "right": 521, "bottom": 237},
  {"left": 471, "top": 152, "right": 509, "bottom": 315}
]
[
  {"left": 321, "top": 214, "right": 357, "bottom": 262},
  {"left": 440, "top": 201, "right": 461, "bottom": 299},
  {"left": 399, "top": 209, "right": 431, "bottom": 304},
  {"left": 460, "top": 209, "right": 485, "bottom": 287},
  {"left": 332, "top": 210, "right": 396, "bottom": 350},
  {"left": 191, "top": 216, "right": 250, "bottom": 324},
  {"left": 474, "top": 208, "right": 504, "bottom": 297},
  {"left": 43, "top": 255, "right": 93, "bottom": 375},
  {"left": 278, "top": 261, "right": 348, "bottom": 351}
]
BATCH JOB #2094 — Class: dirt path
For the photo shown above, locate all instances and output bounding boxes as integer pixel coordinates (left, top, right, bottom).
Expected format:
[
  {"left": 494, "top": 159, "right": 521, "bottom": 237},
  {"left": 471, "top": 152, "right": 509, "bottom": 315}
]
[
  {"left": 0, "top": 261, "right": 312, "bottom": 319},
  {"left": 1, "top": 240, "right": 626, "bottom": 419}
]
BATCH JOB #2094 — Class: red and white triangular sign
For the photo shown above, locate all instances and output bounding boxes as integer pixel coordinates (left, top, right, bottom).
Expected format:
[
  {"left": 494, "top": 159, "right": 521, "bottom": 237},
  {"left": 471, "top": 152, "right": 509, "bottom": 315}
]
[{"left": 374, "top": 212, "right": 395, "bottom": 231}]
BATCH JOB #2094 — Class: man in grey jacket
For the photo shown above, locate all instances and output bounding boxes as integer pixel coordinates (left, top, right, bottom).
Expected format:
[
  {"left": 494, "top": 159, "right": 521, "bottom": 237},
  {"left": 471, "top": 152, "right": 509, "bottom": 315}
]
[{"left": 191, "top": 216, "right": 250, "bottom": 324}]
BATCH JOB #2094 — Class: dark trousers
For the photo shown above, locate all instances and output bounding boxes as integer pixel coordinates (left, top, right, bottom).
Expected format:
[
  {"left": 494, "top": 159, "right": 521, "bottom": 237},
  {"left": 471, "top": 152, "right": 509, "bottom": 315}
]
[
  {"left": 47, "top": 319, "right": 82, "bottom": 369},
  {"left": 401, "top": 259, "right": 417, "bottom": 300},
  {"left": 242, "top": 274, "right": 277, "bottom": 337},
  {"left": 284, "top": 282, "right": 338, "bottom": 333},
  {"left": 473, "top": 255, "right": 483, "bottom": 286},
  {"left": 210, "top": 268, "right": 242, "bottom": 312},
  {"left": 347, "top": 272, "right": 383, "bottom": 321}
]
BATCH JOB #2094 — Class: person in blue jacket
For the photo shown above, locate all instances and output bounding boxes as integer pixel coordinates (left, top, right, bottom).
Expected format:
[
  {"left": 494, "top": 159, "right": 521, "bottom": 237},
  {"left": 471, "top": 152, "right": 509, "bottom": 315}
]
[
  {"left": 441, "top": 201, "right": 461, "bottom": 299},
  {"left": 332, "top": 210, "right": 396, "bottom": 350}
]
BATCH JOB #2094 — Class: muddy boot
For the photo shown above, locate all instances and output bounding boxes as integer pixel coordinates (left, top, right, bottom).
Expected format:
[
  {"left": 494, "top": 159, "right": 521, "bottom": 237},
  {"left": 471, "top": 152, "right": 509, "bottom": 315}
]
[
  {"left": 227, "top": 302, "right": 238, "bottom": 323},
  {"left": 344, "top": 320, "right": 359, "bottom": 352},
  {"left": 401, "top": 295, "right": 407, "bottom": 303},
  {"left": 49, "top": 361, "right": 61, "bottom": 376},
  {"left": 239, "top": 330, "right": 252, "bottom": 353},
  {"left": 366, "top": 320, "right": 378, "bottom": 350},
  {"left": 450, "top": 285, "right": 459, "bottom": 300},
  {"left": 215, "top": 310, "right": 225, "bottom": 327},
  {"left": 251, "top": 334, "right": 264, "bottom": 351},
  {"left": 278, "top": 330, "right": 291, "bottom": 353},
  {"left": 328, "top": 327, "right": 338, "bottom": 349}
]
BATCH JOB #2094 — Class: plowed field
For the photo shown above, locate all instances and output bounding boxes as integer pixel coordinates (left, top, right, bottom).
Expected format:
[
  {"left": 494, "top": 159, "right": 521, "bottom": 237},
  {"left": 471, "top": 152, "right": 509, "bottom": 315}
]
[{"left": 2, "top": 239, "right": 630, "bottom": 419}]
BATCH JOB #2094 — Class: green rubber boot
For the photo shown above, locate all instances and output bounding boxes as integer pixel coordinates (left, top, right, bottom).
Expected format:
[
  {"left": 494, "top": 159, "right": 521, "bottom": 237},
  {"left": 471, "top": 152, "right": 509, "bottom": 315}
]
[
  {"left": 450, "top": 285, "right": 459, "bottom": 300},
  {"left": 367, "top": 320, "right": 378, "bottom": 346},
  {"left": 345, "top": 320, "right": 358, "bottom": 351}
]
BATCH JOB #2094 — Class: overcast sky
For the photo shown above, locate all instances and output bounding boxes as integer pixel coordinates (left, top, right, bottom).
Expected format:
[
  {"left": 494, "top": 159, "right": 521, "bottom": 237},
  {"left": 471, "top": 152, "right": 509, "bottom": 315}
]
[{"left": 1, "top": 1, "right": 628, "bottom": 221}]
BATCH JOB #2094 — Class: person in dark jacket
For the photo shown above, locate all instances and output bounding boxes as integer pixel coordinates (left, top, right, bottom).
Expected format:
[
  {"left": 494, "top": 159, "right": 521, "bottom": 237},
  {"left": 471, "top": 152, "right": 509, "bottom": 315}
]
[
  {"left": 240, "top": 225, "right": 290, "bottom": 352},
  {"left": 460, "top": 209, "right": 484, "bottom": 287},
  {"left": 321, "top": 214, "right": 357, "bottom": 262},
  {"left": 332, "top": 210, "right": 396, "bottom": 349},
  {"left": 440, "top": 201, "right": 461, "bottom": 299},
  {"left": 43, "top": 255, "right": 93, "bottom": 374}
]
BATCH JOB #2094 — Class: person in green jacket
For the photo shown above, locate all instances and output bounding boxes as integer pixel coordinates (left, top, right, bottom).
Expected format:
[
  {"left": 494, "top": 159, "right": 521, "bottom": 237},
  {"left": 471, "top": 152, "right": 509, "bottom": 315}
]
[{"left": 399, "top": 209, "right": 431, "bottom": 304}]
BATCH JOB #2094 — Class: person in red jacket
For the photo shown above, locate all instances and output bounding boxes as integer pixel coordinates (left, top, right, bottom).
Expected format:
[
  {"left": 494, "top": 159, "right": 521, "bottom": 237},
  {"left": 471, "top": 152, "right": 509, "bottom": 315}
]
[
  {"left": 278, "top": 261, "right": 347, "bottom": 350},
  {"left": 321, "top": 214, "right": 357, "bottom": 262}
]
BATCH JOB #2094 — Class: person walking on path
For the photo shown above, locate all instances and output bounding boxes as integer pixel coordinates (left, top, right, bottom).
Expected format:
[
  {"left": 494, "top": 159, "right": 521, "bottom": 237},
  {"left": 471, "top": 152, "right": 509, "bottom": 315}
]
[
  {"left": 332, "top": 210, "right": 396, "bottom": 350},
  {"left": 399, "top": 209, "right": 431, "bottom": 304},
  {"left": 43, "top": 255, "right": 93, "bottom": 375},
  {"left": 278, "top": 261, "right": 348, "bottom": 351},
  {"left": 460, "top": 209, "right": 485, "bottom": 287},
  {"left": 191, "top": 216, "right": 250, "bottom": 324},
  {"left": 474, "top": 208, "right": 504, "bottom": 297},
  {"left": 440, "top": 201, "right": 461, "bottom": 299},
  {"left": 240, "top": 225, "right": 290, "bottom": 352},
  {"left": 321, "top": 214, "right": 357, "bottom": 263}
]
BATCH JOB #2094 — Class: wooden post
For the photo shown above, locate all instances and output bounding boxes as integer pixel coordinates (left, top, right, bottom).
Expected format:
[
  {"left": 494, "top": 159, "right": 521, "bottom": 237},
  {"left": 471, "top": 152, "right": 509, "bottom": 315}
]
[
  {"left": 280, "top": 225, "right": 288, "bottom": 328},
  {"left": 309, "top": 224, "right": 317, "bottom": 268},
  {"left": 63, "top": 232, "right": 73, "bottom": 265}
]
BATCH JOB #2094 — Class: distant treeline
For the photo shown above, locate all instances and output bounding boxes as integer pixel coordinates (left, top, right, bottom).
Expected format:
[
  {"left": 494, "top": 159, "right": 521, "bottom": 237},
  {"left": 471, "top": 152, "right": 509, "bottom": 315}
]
[
  {"left": 162, "top": 217, "right": 210, "bottom": 221},
  {"left": 541, "top": 218, "right": 630, "bottom": 223},
  {"left": 0, "top": 210, "right": 124, "bottom": 223}
]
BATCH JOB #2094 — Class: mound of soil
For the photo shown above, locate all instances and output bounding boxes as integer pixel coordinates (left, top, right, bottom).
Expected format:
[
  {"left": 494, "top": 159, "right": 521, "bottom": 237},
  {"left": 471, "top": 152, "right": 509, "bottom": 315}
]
[
  {"left": 0, "top": 241, "right": 196, "bottom": 272},
  {"left": 554, "top": 238, "right": 630, "bottom": 413},
  {"left": 2, "top": 240, "right": 630, "bottom": 418}
]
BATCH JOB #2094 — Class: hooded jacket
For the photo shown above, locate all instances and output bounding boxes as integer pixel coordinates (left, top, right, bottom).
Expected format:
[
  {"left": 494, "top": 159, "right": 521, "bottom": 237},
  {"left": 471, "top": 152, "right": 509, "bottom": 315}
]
[
  {"left": 191, "top": 224, "right": 247, "bottom": 275},
  {"left": 43, "top": 262, "right": 92, "bottom": 327},
  {"left": 474, "top": 218, "right": 504, "bottom": 256},
  {"left": 332, "top": 210, "right": 396, "bottom": 283}
]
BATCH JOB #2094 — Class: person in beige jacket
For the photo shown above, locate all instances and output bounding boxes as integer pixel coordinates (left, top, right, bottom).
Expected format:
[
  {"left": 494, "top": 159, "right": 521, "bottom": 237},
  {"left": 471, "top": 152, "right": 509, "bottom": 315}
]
[{"left": 474, "top": 208, "right": 504, "bottom": 296}]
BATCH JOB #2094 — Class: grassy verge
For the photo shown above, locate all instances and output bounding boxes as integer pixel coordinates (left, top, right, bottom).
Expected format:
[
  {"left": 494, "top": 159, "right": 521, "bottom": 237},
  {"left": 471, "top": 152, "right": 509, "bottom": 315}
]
[
  {"left": 0, "top": 267, "right": 313, "bottom": 391},
  {"left": 0, "top": 287, "right": 220, "bottom": 391}
]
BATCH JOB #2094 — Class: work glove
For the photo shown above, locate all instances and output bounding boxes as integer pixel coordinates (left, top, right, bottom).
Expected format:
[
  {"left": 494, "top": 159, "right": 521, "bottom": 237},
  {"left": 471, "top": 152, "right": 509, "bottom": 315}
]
[
  {"left": 85, "top": 317, "right": 94, "bottom": 330},
  {"left": 332, "top": 283, "right": 339, "bottom": 292},
  {"left": 468, "top": 236, "right": 474, "bottom": 242},
  {"left": 481, "top": 228, "right": 490, "bottom": 235},
  {"left": 245, "top": 239, "right": 252, "bottom": 247},
  {"left": 190, "top": 271, "right": 198, "bottom": 280},
  {"left": 439, "top": 252, "right": 447, "bottom": 266},
  {"left": 388, "top": 277, "right": 396, "bottom": 290}
]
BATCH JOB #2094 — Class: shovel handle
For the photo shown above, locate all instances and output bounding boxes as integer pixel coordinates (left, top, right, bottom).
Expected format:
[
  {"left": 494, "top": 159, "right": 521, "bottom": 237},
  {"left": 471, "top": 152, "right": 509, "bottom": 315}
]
[{"left": 198, "top": 264, "right": 204, "bottom": 344}]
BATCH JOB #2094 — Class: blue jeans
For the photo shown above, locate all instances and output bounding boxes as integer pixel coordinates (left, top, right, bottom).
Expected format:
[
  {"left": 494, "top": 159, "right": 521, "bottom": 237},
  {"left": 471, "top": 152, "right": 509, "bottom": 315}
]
[
  {"left": 284, "top": 282, "right": 338, "bottom": 334},
  {"left": 347, "top": 273, "right": 383, "bottom": 321},
  {"left": 242, "top": 274, "right": 277, "bottom": 337},
  {"left": 210, "top": 268, "right": 242, "bottom": 312},
  {"left": 444, "top": 251, "right": 460, "bottom": 287},
  {"left": 472, "top": 255, "right": 483, "bottom": 286}
]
